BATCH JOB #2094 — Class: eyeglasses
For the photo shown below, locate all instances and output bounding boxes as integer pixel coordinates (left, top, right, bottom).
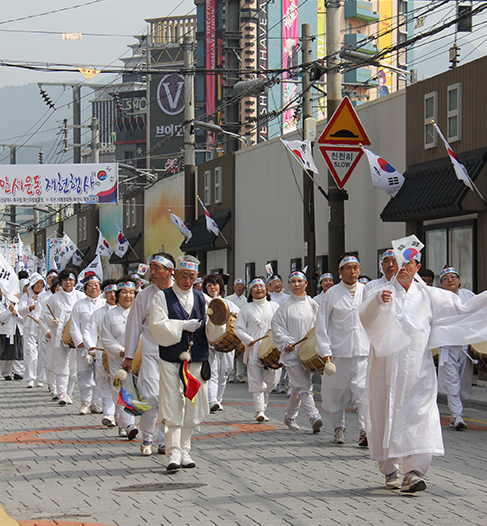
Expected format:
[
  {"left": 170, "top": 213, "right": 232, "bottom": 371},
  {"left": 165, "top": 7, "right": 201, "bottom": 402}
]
[
  {"left": 179, "top": 273, "right": 197, "bottom": 281},
  {"left": 443, "top": 274, "right": 459, "bottom": 281}
]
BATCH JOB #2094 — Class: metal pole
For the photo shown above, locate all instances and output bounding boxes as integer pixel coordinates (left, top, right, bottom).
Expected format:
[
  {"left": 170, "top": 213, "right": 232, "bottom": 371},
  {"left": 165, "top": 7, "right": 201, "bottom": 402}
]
[
  {"left": 73, "top": 86, "right": 81, "bottom": 164},
  {"left": 183, "top": 35, "right": 196, "bottom": 226},
  {"left": 302, "top": 23, "right": 316, "bottom": 295},
  {"left": 326, "top": 0, "right": 347, "bottom": 273},
  {"left": 9, "top": 146, "right": 16, "bottom": 240},
  {"left": 91, "top": 117, "right": 100, "bottom": 164}
]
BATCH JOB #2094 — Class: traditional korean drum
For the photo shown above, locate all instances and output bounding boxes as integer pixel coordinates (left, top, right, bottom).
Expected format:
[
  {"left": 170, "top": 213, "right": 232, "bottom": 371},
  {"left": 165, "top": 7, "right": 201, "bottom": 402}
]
[
  {"left": 210, "top": 314, "right": 244, "bottom": 353},
  {"left": 207, "top": 298, "right": 230, "bottom": 326},
  {"left": 62, "top": 317, "right": 75, "bottom": 348},
  {"left": 469, "top": 341, "right": 487, "bottom": 375},
  {"left": 298, "top": 327, "right": 327, "bottom": 375},
  {"left": 258, "top": 332, "right": 282, "bottom": 369}
]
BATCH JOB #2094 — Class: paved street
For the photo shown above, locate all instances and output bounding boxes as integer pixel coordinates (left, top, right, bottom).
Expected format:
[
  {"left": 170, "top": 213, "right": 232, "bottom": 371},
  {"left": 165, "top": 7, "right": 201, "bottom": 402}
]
[{"left": 1, "top": 377, "right": 487, "bottom": 526}]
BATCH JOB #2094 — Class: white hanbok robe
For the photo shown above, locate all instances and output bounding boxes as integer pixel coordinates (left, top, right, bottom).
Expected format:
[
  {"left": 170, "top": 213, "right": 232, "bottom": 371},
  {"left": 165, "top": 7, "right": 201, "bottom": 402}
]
[
  {"left": 363, "top": 275, "right": 390, "bottom": 298},
  {"left": 359, "top": 279, "right": 487, "bottom": 463},
  {"left": 269, "top": 291, "right": 290, "bottom": 306},
  {"left": 18, "top": 288, "right": 41, "bottom": 382},
  {"left": 234, "top": 300, "right": 280, "bottom": 398},
  {"left": 100, "top": 304, "right": 134, "bottom": 428}
]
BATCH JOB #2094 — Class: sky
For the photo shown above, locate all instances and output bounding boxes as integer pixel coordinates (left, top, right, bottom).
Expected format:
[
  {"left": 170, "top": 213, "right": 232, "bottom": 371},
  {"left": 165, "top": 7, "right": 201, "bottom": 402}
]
[{"left": 0, "top": 0, "right": 196, "bottom": 88}]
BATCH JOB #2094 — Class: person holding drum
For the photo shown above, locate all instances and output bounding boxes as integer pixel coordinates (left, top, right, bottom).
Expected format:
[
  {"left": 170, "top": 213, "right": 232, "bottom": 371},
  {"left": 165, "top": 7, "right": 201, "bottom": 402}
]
[
  {"left": 69, "top": 273, "right": 106, "bottom": 415},
  {"left": 203, "top": 274, "right": 239, "bottom": 413},
  {"left": 271, "top": 271, "right": 323, "bottom": 433},
  {"left": 122, "top": 253, "right": 176, "bottom": 456},
  {"left": 313, "top": 273, "right": 334, "bottom": 306},
  {"left": 234, "top": 277, "right": 280, "bottom": 422},
  {"left": 101, "top": 278, "right": 138, "bottom": 440},
  {"left": 226, "top": 278, "right": 248, "bottom": 383},
  {"left": 43, "top": 268, "right": 85, "bottom": 406},
  {"left": 149, "top": 255, "right": 225, "bottom": 472},
  {"left": 316, "top": 254, "right": 370, "bottom": 447},
  {"left": 437, "top": 266, "right": 475, "bottom": 431}
]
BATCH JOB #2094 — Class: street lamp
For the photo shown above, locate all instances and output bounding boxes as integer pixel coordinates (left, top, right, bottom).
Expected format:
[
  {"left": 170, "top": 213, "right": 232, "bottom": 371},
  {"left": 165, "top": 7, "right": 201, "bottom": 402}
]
[{"left": 194, "top": 120, "right": 249, "bottom": 147}]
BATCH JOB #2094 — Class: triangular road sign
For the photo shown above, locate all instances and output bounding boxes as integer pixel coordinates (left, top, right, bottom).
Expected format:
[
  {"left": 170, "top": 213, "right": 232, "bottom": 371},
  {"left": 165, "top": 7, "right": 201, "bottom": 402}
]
[
  {"left": 318, "top": 97, "right": 371, "bottom": 146},
  {"left": 319, "top": 146, "right": 364, "bottom": 189}
]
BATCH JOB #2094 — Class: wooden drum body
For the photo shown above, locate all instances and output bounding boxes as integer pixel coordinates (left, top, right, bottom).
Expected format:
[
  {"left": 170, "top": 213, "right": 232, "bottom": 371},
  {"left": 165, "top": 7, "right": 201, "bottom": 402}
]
[
  {"left": 298, "top": 327, "right": 326, "bottom": 375},
  {"left": 210, "top": 314, "right": 243, "bottom": 353},
  {"left": 62, "top": 317, "right": 76, "bottom": 348},
  {"left": 470, "top": 341, "right": 487, "bottom": 375},
  {"left": 258, "top": 332, "right": 283, "bottom": 369}
]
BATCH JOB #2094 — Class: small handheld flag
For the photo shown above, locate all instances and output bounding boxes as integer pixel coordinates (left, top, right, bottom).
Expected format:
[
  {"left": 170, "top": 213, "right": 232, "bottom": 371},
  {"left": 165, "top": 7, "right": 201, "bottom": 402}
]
[
  {"left": 114, "top": 223, "right": 129, "bottom": 257},
  {"left": 392, "top": 235, "right": 424, "bottom": 269},
  {"left": 179, "top": 360, "right": 201, "bottom": 405},
  {"left": 96, "top": 229, "right": 113, "bottom": 257}
]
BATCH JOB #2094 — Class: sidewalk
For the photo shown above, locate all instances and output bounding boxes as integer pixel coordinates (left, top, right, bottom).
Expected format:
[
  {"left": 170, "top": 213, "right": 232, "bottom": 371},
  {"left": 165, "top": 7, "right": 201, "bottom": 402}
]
[{"left": 1, "top": 377, "right": 487, "bottom": 526}]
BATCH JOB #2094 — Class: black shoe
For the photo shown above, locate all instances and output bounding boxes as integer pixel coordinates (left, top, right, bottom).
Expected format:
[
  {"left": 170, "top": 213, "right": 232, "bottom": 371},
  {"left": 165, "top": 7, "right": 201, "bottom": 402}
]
[
  {"left": 13, "top": 374, "right": 23, "bottom": 380},
  {"left": 126, "top": 425, "right": 139, "bottom": 441},
  {"left": 4, "top": 376, "right": 12, "bottom": 381},
  {"left": 157, "top": 444, "right": 166, "bottom": 455}
]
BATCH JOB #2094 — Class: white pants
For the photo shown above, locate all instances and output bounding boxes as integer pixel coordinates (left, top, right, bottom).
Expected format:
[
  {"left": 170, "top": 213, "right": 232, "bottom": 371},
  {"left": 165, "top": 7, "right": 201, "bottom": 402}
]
[
  {"left": 229, "top": 352, "right": 246, "bottom": 380},
  {"left": 379, "top": 454, "right": 433, "bottom": 477},
  {"left": 438, "top": 347, "right": 473, "bottom": 418},
  {"left": 138, "top": 353, "right": 164, "bottom": 445},
  {"left": 76, "top": 349, "right": 99, "bottom": 404},
  {"left": 247, "top": 351, "right": 281, "bottom": 414},
  {"left": 37, "top": 335, "right": 47, "bottom": 383},
  {"left": 95, "top": 352, "right": 115, "bottom": 416},
  {"left": 45, "top": 339, "right": 57, "bottom": 395},
  {"left": 159, "top": 359, "right": 208, "bottom": 455},
  {"left": 286, "top": 363, "right": 320, "bottom": 422},
  {"left": 54, "top": 345, "right": 77, "bottom": 396},
  {"left": 208, "top": 348, "right": 234, "bottom": 404},
  {"left": 23, "top": 327, "right": 39, "bottom": 382},
  {"left": 321, "top": 356, "right": 367, "bottom": 431}
]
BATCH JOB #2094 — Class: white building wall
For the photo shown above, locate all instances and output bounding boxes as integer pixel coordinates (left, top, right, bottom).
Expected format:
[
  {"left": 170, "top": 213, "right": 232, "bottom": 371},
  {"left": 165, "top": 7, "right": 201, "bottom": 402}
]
[{"left": 234, "top": 91, "right": 406, "bottom": 282}]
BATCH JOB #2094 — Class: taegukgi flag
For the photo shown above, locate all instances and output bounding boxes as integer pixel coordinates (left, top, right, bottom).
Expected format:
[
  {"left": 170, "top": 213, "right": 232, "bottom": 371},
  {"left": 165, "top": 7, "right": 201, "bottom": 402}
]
[
  {"left": 197, "top": 196, "right": 220, "bottom": 237},
  {"left": 169, "top": 210, "right": 192, "bottom": 241},
  {"left": 281, "top": 138, "right": 319, "bottom": 174},
  {"left": 96, "top": 230, "right": 113, "bottom": 257},
  {"left": 114, "top": 224, "right": 129, "bottom": 258},
  {"left": 392, "top": 234, "right": 424, "bottom": 269},
  {"left": 363, "top": 148, "right": 404, "bottom": 197}
]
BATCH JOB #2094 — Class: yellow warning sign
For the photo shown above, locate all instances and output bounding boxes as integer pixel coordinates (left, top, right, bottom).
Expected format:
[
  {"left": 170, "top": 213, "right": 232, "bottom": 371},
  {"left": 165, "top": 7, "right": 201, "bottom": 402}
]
[
  {"left": 318, "top": 96, "right": 370, "bottom": 145},
  {"left": 78, "top": 67, "right": 100, "bottom": 80}
]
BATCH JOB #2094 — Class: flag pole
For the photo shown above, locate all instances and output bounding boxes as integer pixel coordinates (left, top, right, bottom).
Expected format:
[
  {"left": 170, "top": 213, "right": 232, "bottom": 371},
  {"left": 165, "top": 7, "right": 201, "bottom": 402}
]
[
  {"left": 114, "top": 221, "right": 139, "bottom": 260},
  {"left": 196, "top": 196, "right": 230, "bottom": 246},
  {"left": 63, "top": 231, "right": 88, "bottom": 264}
]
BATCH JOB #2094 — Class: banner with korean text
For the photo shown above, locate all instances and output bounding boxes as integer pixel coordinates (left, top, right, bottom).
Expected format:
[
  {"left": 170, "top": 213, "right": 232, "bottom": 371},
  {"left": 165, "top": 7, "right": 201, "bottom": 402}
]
[{"left": 0, "top": 163, "right": 118, "bottom": 205}]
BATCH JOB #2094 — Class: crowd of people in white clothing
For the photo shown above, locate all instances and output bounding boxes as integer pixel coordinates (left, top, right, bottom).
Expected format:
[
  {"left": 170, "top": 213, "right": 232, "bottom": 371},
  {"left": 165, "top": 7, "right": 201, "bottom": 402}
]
[{"left": 1, "top": 245, "right": 486, "bottom": 494}]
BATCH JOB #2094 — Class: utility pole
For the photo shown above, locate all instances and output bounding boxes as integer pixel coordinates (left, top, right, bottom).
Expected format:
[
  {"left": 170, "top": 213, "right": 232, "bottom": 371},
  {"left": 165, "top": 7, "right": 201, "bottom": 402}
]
[
  {"left": 9, "top": 146, "right": 16, "bottom": 239},
  {"left": 301, "top": 23, "right": 317, "bottom": 295},
  {"left": 326, "top": 0, "right": 347, "bottom": 273},
  {"left": 73, "top": 86, "right": 81, "bottom": 164},
  {"left": 223, "top": 0, "right": 242, "bottom": 154},
  {"left": 183, "top": 35, "right": 196, "bottom": 226},
  {"left": 91, "top": 117, "right": 100, "bottom": 164}
]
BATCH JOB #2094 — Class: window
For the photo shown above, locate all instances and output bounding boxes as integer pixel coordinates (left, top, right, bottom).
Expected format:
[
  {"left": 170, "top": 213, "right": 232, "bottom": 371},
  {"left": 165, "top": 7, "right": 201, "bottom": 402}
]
[
  {"left": 245, "top": 262, "right": 255, "bottom": 286},
  {"left": 204, "top": 170, "right": 211, "bottom": 206},
  {"left": 447, "top": 83, "right": 462, "bottom": 142},
  {"left": 35, "top": 234, "right": 43, "bottom": 256},
  {"left": 214, "top": 167, "right": 222, "bottom": 203},
  {"left": 425, "top": 220, "right": 474, "bottom": 289},
  {"left": 424, "top": 91, "right": 438, "bottom": 149},
  {"left": 78, "top": 216, "right": 87, "bottom": 242},
  {"left": 290, "top": 258, "right": 302, "bottom": 273},
  {"left": 399, "top": 1, "right": 408, "bottom": 15}
]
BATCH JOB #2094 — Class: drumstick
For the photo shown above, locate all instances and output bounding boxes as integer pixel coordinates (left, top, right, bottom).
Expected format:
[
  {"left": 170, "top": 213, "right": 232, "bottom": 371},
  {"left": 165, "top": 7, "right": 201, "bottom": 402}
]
[
  {"left": 292, "top": 336, "right": 308, "bottom": 346},
  {"left": 253, "top": 334, "right": 270, "bottom": 344},
  {"left": 28, "top": 315, "right": 40, "bottom": 325},
  {"left": 47, "top": 304, "right": 57, "bottom": 320}
]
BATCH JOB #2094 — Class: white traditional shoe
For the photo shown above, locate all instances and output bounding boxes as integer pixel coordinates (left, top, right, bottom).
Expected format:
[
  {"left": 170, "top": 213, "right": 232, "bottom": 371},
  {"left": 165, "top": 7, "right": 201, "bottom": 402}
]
[
  {"left": 58, "top": 394, "right": 67, "bottom": 406},
  {"left": 79, "top": 403, "right": 90, "bottom": 415},
  {"left": 140, "top": 442, "right": 153, "bottom": 456},
  {"left": 454, "top": 415, "right": 467, "bottom": 430},
  {"left": 36, "top": 381, "right": 44, "bottom": 388},
  {"left": 167, "top": 449, "right": 182, "bottom": 472},
  {"left": 66, "top": 395, "right": 73, "bottom": 405},
  {"left": 181, "top": 451, "right": 196, "bottom": 469},
  {"left": 102, "top": 415, "right": 116, "bottom": 427},
  {"left": 90, "top": 404, "right": 103, "bottom": 414},
  {"left": 118, "top": 427, "right": 127, "bottom": 437},
  {"left": 26, "top": 380, "right": 35, "bottom": 388},
  {"left": 255, "top": 412, "right": 269, "bottom": 422}
]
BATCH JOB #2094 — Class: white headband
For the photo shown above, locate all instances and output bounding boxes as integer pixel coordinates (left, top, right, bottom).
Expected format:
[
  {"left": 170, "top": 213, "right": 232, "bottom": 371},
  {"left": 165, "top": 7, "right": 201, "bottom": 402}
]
[
  {"left": 177, "top": 260, "right": 199, "bottom": 272},
  {"left": 249, "top": 278, "right": 265, "bottom": 289},
  {"left": 151, "top": 255, "right": 174, "bottom": 269},
  {"left": 288, "top": 271, "right": 307, "bottom": 282},
  {"left": 234, "top": 278, "right": 245, "bottom": 286},
  {"left": 339, "top": 256, "right": 359, "bottom": 268},
  {"left": 118, "top": 281, "right": 136, "bottom": 291}
]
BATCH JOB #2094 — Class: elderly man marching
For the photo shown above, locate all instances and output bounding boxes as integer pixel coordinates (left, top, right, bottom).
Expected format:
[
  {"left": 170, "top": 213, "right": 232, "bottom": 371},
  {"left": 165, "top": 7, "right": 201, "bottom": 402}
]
[
  {"left": 149, "top": 255, "right": 225, "bottom": 472},
  {"left": 121, "top": 253, "right": 175, "bottom": 455},
  {"left": 234, "top": 278, "right": 281, "bottom": 422},
  {"left": 316, "top": 253, "right": 370, "bottom": 446},
  {"left": 437, "top": 266, "right": 475, "bottom": 431},
  {"left": 364, "top": 249, "right": 396, "bottom": 297},
  {"left": 271, "top": 271, "right": 323, "bottom": 433}
]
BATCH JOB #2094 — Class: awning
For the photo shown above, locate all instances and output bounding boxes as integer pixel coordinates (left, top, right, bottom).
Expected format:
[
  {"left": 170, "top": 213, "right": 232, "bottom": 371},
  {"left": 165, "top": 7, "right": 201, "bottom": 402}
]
[
  {"left": 381, "top": 147, "right": 487, "bottom": 222},
  {"left": 109, "top": 231, "right": 142, "bottom": 264},
  {"left": 180, "top": 209, "right": 232, "bottom": 252}
]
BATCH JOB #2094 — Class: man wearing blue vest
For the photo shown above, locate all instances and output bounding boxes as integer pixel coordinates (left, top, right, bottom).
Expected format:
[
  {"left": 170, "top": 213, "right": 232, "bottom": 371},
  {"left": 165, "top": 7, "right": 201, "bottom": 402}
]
[{"left": 149, "top": 255, "right": 224, "bottom": 472}]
